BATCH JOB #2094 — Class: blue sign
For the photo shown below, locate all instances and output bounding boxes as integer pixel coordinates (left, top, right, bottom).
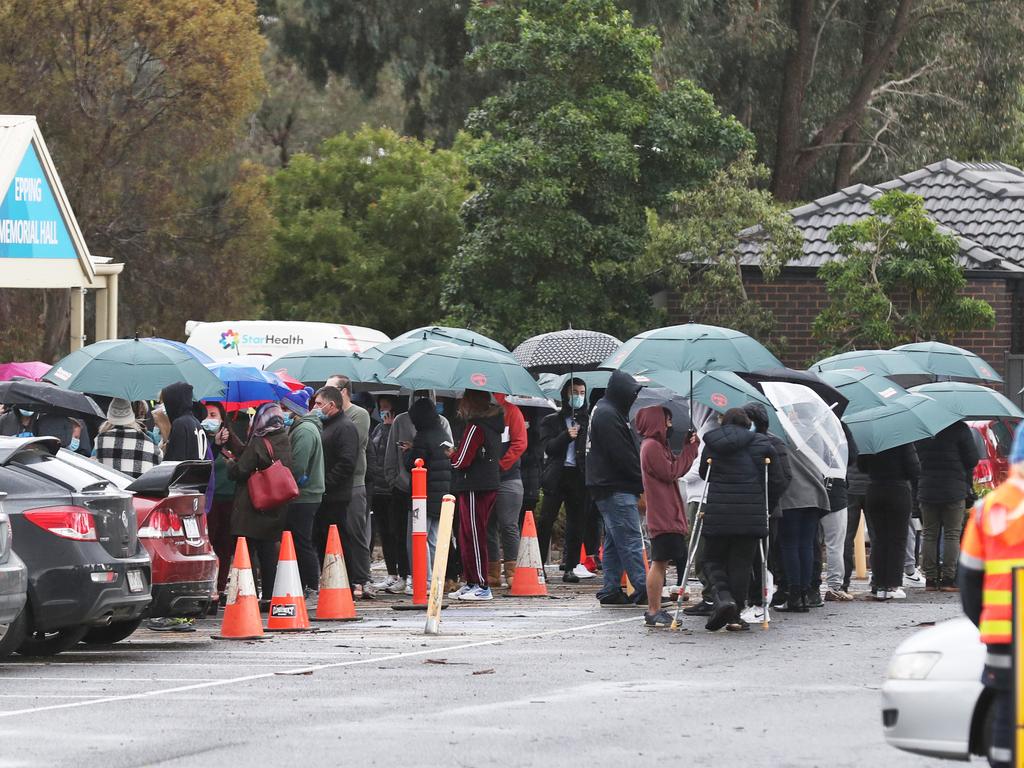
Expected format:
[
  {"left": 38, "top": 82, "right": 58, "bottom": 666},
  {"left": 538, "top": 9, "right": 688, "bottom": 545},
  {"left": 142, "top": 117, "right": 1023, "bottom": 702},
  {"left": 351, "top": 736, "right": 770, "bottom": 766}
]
[{"left": 0, "top": 144, "right": 76, "bottom": 259}]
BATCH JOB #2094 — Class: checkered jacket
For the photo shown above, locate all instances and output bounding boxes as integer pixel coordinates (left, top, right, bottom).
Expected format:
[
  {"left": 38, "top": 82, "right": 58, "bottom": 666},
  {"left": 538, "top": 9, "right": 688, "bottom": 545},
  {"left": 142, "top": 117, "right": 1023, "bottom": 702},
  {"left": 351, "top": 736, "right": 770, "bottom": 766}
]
[{"left": 94, "top": 425, "right": 163, "bottom": 478}]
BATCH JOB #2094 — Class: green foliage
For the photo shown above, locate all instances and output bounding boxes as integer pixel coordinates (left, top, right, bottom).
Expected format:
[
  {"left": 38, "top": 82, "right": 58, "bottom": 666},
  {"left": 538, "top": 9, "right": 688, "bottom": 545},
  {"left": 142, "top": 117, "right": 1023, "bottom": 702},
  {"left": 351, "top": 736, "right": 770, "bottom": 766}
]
[
  {"left": 643, "top": 153, "right": 802, "bottom": 351},
  {"left": 261, "top": 127, "right": 471, "bottom": 336},
  {"left": 813, "top": 190, "right": 996, "bottom": 354},
  {"left": 443, "top": 0, "right": 752, "bottom": 345}
]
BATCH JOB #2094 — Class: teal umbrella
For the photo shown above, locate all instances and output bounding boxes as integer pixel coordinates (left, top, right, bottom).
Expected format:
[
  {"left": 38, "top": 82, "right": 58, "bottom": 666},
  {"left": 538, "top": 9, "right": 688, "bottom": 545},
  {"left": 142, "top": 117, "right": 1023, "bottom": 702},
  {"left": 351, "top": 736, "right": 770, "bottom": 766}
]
[
  {"left": 266, "top": 348, "right": 388, "bottom": 385},
  {"left": 892, "top": 341, "right": 1002, "bottom": 384},
  {"left": 810, "top": 349, "right": 933, "bottom": 388},
  {"left": 387, "top": 345, "right": 544, "bottom": 397},
  {"left": 538, "top": 370, "right": 611, "bottom": 400},
  {"left": 363, "top": 338, "right": 460, "bottom": 373},
  {"left": 909, "top": 382, "right": 1024, "bottom": 421},
  {"left": 393, "top": 326, "right": 510, "bottom": 354},
  {"left": 841, "top": 395, "right": 961, "bottom": 454},
  {"left": 44, "top": 338, "right": 226, "bottom": 401},
  {"left": 817, "top": 369, "right": 915, "bottom": 415},
  {"left": 602, "top": 323, "right": 783, "bottom": 374}
]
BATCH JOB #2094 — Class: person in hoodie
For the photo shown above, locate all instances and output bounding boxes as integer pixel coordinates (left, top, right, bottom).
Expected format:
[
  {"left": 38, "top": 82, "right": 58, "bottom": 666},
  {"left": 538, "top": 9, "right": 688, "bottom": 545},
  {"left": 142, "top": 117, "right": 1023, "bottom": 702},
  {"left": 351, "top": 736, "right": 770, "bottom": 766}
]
[
  {"left": 586, "top": 370, "right": 647, "bottom": 606},
  {"left": 281, "top": 389, "right": 325, "bottom": 598},
  {"left": 403, "top": 396, "right": 454, "bottom": 585},
  {"left": 159, "top": 382, "right": 208, "bottom": 462},
  {"left": 486, "top": 394, "right": 527, "bottom": 588},
  {"left": 698, "top": 408, "right": 784, "bottom": 631},
  {"left": 447, "top": 389, "right": 505, "bottom": 602},
  {"left": 538, "top": 378, "right": 592, "bottom": 583},
  {"left": 636, "top": 406, "right": 698, "bottom": 627}
]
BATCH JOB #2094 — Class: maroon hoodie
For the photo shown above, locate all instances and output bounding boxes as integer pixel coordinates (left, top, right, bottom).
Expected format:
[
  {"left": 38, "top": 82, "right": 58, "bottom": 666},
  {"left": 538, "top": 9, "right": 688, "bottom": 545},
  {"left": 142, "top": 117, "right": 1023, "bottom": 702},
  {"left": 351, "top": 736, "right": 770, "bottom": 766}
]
[{"left": 636, "top": 406, "right": 698, "bottom": 538}]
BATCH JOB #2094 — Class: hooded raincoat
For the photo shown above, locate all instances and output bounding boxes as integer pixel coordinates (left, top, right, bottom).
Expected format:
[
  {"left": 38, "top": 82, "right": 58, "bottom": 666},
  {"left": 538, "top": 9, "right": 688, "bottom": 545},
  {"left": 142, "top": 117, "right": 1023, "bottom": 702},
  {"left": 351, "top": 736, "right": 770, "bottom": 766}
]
[{"left": 636, "top": 406, "right": 698, "bottom": 537}]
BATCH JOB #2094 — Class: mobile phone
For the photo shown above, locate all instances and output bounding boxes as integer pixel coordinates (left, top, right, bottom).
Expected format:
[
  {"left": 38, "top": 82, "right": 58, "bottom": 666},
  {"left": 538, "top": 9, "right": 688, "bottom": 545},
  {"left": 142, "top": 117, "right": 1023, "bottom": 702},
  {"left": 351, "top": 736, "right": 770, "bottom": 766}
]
[{"left": 441, "top": 440, "right": 454, "bottom": 449}]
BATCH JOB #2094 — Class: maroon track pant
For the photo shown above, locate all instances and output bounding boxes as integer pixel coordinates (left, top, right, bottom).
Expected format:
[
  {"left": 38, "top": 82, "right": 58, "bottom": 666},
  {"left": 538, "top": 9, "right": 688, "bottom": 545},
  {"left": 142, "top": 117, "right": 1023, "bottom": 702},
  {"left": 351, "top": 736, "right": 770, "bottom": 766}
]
[{"left": 457, "top": 490, "right": 498, "bottom": 587}]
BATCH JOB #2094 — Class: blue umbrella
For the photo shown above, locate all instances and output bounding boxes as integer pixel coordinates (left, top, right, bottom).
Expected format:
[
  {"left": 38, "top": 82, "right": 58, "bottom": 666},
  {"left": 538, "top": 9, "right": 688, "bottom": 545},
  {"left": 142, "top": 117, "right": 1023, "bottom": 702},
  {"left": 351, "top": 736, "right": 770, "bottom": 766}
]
[{"left": 204, "top": 362, "right": 291, "bottom": 410}]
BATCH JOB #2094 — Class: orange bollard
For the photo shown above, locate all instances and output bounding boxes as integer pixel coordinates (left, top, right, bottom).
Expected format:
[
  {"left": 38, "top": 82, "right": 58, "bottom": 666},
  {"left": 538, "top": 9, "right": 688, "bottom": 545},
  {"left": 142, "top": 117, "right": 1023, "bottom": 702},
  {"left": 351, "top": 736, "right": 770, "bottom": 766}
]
[
  {"left": 315, "top": 525, "right": 360, "bottom": 621},
  {"left": 266, "top": 531, "right": 311, "bottom": 631},
  {"left": 510, "top": 511, "right": 548, "bottom": 597},
  {"left": 214, "top": 537, "right": 264, "bottom": 640},
  {"left": 411, "top": 459, "right": 428, "bottom": 606}
]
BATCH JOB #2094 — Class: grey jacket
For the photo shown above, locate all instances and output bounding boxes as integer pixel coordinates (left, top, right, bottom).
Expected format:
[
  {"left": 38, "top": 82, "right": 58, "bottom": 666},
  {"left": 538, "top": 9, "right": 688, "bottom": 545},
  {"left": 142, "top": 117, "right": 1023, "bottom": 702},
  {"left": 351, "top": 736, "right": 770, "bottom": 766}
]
[
  {"left": 383, "top": 410, "right": 452, "bottom": 494},
  {"left": 780, "top": 447, "right": 830, "bottom": 513}
]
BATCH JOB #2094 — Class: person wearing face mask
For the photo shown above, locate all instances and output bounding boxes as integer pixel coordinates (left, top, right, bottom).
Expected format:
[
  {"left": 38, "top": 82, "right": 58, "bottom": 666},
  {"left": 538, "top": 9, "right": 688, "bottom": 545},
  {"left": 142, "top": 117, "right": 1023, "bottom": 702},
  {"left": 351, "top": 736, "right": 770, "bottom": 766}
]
[
  {"left": 159, "top": 382, "right": 208, "bottom": 462},
  {"left": 538, "top": 378, "right": 593, "bottom": 583},
  {"left": 203, "top": 401, "right": 242, "bottom": 599},
  {"left": 368, "top": 394, "right": 407, "bottom": 594},
  {"left": 0, "top": 405, "right": 37, "bottom": 438},
  {"left": 93, "top": 398, "right": 163, "bottom": 478},
  {"left": 32, "top": 411, "right": 93, "bottom": 456},
  {"left": 280, "top": 388, "right": 325, "bottom": 601}
]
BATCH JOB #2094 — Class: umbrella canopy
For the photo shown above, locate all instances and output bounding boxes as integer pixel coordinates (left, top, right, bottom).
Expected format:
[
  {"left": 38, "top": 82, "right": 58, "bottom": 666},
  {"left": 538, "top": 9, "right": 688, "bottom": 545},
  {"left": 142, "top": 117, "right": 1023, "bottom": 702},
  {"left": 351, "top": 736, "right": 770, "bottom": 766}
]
[
  {"left": 737, "top": 368, "right": 848, "bottom": 417},
  {"left": 841, "top": 395, "right": 961, "bottom": 454},
  {"left": 44, "top": 338, "right": 226, "bottom": 401},
  {"left": 363, "top": 338, "right": 461, "bottom": 373},
  {"left": 271, "top": 370, "right": 306, "bottom": 392},
  {"left": 817, "top": 369, "right": 915, "bottom": 415},
  {"left": 759, "top": 381, "right": 848, "bottom": 479},
  {"left": 538, "top": 370, "right": 611, "bottom": 401},
  {"left": 0, "top": 380, "right": 104, "bottom": 418},
  {"left": 892, "top": 341, "right": 1003, "bottom": 384},
  {"left": 512, "top": 329, "right": 622, "bottom": 374},
  {"left": 909, "top": 382, "right": 1024, "bottom": 421},
  {"left": 141, "top": 338, "right": 215, "bottom": 364},
  {"left": 386, "top": 345, "right": 545, "bottom": 398},
  {"left": 266, "top": 348, "right": 390, "bottom": 385},
  {"left": 602, "top": 323, "right": 783, "bottom": 374},
  {"left": 810, "top": 349, "right": 933, "bottom": 388},
  {"left": 0, "top": 361, "right": 51, "bottom": 382},
  {"left": 204, "top": 363, "right": 292, "bottom": 412},
  {"left": 393, "top": 326, "right": 510, "bottom": 354}
]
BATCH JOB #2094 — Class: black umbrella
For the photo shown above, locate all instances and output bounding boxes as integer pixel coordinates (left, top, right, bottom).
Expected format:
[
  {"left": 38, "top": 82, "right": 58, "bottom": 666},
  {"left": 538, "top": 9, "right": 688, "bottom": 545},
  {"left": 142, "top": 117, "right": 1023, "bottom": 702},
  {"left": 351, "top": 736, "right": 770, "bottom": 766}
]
[
  {"left": 512, "top": 329, "right": 622, "bottom": 375},
  {"left": 0, "top": 379, "right": 104, "bottom": 419},
  {"left": 737, "top": 368, "right": 849, "bottom": 417}
]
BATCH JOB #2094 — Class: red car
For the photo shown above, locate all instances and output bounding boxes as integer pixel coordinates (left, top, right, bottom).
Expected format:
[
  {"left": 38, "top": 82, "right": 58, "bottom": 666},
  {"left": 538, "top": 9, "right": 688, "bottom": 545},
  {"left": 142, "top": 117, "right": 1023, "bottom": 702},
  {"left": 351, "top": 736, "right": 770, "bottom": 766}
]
[
  {"left": 967, "top": 420, "right": 1013, "bottom": 491},
  {"left": 56, "top": 451, "right": 218, "bottom": 642}
]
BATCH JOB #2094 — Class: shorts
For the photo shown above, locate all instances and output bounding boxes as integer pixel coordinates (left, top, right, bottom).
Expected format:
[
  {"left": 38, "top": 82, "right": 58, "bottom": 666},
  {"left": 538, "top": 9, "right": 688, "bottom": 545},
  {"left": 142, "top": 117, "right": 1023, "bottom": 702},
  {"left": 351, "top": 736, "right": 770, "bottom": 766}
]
[{"left": 651, "top": 532, "right": 687, "bottom": 563}]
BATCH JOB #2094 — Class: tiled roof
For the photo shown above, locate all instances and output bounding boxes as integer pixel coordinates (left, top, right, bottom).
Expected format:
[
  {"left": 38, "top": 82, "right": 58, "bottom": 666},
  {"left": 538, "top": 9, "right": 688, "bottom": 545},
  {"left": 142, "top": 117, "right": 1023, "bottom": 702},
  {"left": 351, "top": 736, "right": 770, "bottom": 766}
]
[{"left": 736, "top": 159, "right": 1024, "bottom": 274}]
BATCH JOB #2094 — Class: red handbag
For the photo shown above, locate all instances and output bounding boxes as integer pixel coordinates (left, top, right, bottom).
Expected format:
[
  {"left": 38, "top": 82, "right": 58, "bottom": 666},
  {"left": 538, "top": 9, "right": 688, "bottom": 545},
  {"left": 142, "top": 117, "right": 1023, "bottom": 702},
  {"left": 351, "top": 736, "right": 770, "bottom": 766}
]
[{"left": 247, "top": 437, "right": 299, "bottom": 511}]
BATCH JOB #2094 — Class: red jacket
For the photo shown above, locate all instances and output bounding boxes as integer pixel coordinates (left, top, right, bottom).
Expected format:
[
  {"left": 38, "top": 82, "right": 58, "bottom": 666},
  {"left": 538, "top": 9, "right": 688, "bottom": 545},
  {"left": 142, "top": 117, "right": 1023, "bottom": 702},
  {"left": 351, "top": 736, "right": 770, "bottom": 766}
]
[
  {"left": 494, "top": 395, "right": 527, "bottom": 473},
  {"left": 636, "top": 406, "right": 697, "bottom": 538}
]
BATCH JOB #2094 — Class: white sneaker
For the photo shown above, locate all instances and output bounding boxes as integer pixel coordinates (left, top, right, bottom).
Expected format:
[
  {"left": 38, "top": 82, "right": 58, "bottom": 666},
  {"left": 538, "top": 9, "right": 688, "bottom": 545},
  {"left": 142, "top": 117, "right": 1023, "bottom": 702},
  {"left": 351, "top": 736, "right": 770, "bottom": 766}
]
[
  {"left": 573, "top": 564, "right": 596, "bottom": 580},
  {"left": 903, "top": 568, "right": 926, "bottom": 588},
  {"left": 889, "top": 587, "right": 907, "bottom": 599},
  {"left": 460, "top": 586, "right": 493, "bottom": 601},
  {"left": 448, "top": 583, "right": 473, "bottom": 599},
  {"left": 385, "top": 576, "right": 406, "bottom": 594},
  {"left": 403, "top": 577, "right": 414, "bottom": 596},
  {"left": 740, "top": 605, "right": 769, "bottom": 623}
]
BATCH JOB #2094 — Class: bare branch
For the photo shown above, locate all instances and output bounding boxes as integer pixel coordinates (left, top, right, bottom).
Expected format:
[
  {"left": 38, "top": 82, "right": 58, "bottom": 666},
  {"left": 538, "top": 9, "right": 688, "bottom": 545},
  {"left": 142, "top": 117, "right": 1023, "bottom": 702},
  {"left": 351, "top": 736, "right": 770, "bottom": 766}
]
[{"left": 806, "top": 0, "right": 842, "bottom": 88}]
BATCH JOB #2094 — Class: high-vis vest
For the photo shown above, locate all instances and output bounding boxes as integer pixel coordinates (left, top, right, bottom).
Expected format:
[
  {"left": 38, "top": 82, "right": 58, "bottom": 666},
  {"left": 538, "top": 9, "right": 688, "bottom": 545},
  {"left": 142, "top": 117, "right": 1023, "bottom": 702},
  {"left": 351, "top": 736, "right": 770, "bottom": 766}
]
[{"left": 960, "top": 478, "right": 1024, "bottom": 644}]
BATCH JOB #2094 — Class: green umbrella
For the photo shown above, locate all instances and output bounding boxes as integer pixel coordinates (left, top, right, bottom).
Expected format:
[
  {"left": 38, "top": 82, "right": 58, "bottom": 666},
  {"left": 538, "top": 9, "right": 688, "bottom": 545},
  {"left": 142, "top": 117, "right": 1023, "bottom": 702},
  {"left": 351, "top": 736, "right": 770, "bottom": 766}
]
[
  {"left": 387, "top": 345, "right": 544, "bottom": 397},
  {"left": 363, "top": 338, "right": 460, "bottom": 373},
  {"left": 909, "top": 382, "right": 1024, "bottom": 420},
  {"left": 841, "top": 395, "right": 961, "bottom": 454},
  {"left": 892, "top": 341, "right": 1002, "bottom": 384},
  {"left": 602, "top": 323, "right": 783, "bottom": 374},
  {"left": 266, "top": 348, "right": 388, "bottom": 385},
  {"left": 44, "top": 338, "right": 226, "bottom": 401},
  {"left": 817, "top": 369, "right": 915, "bottom": 415},
  {"left": 811, "top": 349, "right": 933, "bottom": 387},
  {"left": 393, "top": 326, "right": 510, "bottom": 354},
  {"left": 538, "top": 370, "right": 611, "bottom": 400}
]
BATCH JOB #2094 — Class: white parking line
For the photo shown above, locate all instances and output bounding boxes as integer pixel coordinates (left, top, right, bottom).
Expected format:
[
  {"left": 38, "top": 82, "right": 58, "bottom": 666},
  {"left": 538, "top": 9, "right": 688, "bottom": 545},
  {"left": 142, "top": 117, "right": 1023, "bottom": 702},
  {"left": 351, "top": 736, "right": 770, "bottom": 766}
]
[{"left": 0, "top": 615, "right": 640, "bottom": 718}]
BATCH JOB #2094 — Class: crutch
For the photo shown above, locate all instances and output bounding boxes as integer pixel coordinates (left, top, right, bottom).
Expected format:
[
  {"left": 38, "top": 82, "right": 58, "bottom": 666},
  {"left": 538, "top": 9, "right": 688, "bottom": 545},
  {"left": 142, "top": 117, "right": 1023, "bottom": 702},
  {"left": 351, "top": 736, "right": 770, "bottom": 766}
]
[
  {"left": 760, "top": 457, "right": 772, "bottom": 631},
  {"left": 671, "top": 458, "right": 712, "bottom": 630}
]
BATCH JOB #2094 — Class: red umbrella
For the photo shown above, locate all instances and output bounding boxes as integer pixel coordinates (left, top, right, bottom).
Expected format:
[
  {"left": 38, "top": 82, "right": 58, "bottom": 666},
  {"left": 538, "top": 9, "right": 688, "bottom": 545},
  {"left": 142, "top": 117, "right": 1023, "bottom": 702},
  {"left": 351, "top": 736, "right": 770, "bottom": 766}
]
[{"left": 272, "top": 370, "right": 306, "bottom": 392}]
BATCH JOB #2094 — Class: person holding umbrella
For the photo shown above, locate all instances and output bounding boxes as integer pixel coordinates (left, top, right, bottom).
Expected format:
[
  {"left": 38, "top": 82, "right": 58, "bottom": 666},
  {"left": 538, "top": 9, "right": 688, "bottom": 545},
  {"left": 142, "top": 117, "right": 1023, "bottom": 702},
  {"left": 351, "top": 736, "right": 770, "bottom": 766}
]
[{"left": 0, "top": 406, "right": 36, "bottom": 437}]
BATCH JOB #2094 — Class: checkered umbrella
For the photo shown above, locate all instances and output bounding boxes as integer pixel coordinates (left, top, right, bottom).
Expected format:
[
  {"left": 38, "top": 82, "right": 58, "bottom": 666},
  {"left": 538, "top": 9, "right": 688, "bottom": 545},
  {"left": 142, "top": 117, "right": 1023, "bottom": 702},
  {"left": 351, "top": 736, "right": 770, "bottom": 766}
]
[{"left": 512, "top": 329, "right": 622, "bottom": 374}]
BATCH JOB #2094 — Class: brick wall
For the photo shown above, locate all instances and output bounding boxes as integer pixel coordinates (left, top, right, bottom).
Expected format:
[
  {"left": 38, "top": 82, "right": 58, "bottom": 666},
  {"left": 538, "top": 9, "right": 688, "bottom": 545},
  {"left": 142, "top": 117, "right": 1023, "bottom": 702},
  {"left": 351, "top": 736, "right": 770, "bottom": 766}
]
[{"left": 666, "top": 270, "right": 1020, "bottom": 375}]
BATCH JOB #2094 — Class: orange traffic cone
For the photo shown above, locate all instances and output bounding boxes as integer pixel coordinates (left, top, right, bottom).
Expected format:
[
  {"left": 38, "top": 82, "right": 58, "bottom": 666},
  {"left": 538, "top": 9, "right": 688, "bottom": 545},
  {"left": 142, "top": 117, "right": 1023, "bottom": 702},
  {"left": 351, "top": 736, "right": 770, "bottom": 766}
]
[
  {"left": 214, "top": 537, "right": 264, "bottom": 640},
  {"left": 314, "top": 525, "right": 360, "bottom": 622},
  {"left": 266, "top": 531, "right": 310, "bottom": 632},
  {"left": 510, "top": 510, "right": 547, "bottom": 597}
]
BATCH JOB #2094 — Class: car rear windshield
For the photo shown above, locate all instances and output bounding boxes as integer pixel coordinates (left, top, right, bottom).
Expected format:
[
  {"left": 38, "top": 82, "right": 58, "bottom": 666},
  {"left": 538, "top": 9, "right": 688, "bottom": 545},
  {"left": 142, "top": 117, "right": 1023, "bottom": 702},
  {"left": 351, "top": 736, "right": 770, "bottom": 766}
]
[
  {"left": 55, "top": 449, "right": 133, "bottom": 491},
  {"left": 16, "top": 451, "right": 117, "bottom": 492}
]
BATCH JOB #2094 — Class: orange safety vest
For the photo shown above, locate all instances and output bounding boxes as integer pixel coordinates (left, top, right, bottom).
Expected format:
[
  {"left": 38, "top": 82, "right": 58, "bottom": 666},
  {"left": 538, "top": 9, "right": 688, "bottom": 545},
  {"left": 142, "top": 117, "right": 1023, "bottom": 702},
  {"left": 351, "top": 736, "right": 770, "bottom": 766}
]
[{"left": 960, "top": 478, "right": 1024, "bottom": 644}]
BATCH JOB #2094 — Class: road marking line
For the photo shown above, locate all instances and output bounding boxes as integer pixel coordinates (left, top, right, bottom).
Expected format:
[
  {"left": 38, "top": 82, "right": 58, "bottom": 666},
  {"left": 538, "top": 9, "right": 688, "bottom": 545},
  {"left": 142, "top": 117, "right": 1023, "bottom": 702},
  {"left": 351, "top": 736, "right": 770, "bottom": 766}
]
[{"left": 0, "top": 615, "right": 640, "bottom": 718}]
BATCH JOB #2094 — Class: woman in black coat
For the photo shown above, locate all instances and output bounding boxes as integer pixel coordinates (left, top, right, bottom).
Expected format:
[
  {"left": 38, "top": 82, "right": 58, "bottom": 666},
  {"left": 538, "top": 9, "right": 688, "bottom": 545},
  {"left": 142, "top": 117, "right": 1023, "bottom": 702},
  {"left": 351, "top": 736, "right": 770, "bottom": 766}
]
[
  {"left": 404, "top": 397, "right": 454, "bottom": 582},
  {"left": 698, "top": 408, "right": 785, "bottom": 631}
]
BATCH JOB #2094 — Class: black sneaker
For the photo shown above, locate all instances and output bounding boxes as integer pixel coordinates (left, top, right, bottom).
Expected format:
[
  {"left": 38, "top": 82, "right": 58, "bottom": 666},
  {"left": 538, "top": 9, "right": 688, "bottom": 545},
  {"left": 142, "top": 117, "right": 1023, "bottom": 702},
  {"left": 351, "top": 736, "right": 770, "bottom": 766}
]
[
  {"left": 563, "top": 571, "right": 580, "bottom": 584},
  {"left": 631, "top": 591, "right": 648, "bottom": 606},
  {"left": 769, "top": 590, "right": 787, "bottom": 608},
  {"left": 725, "top": 618, "right": 750, "bottom": 632},
  {"left": 644, "top": 610, "right": 674, "bottom": 628},
  {"left": 806, "top": 588, "right": 824, "bottom": 608},
  {"left": 705, "top": 599, "right": 737, "bottom": 632},
  {"left": 599, "top": 590, "right": 631, "bottom": 606},
  {"left": 683, "top": 600, "right": 714, "bottom": 616}
]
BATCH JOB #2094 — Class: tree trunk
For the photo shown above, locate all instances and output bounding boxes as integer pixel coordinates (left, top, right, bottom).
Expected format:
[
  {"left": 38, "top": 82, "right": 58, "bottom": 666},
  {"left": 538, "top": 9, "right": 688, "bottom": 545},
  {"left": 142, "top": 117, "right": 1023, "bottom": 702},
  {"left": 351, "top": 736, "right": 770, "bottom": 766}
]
[
  {"left": 832, "top": 1, "right": 882, "bottom": 190},
  {"left": 771, "top": 0, "right": 817, "bottom": 200},
  {"left": 832, "top": 123, "right": 861, "bottom": 189}
]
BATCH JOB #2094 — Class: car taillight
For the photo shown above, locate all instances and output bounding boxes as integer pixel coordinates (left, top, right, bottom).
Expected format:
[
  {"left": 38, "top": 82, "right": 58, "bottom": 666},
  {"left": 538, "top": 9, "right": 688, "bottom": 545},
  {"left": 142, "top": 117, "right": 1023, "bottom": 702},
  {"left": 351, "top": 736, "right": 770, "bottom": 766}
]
[
  {"left": 138, "top": 508, "right": 184, "bottom": 539},
  {"left": 24, "top": 506, "right": 98, "bottom": 541}
]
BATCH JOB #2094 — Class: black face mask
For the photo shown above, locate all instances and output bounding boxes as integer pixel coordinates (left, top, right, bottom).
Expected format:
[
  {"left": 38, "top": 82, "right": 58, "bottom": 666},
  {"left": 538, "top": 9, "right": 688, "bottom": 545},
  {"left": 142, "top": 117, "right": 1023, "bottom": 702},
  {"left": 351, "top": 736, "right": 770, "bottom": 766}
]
[{"left": 666, "top": 426, "right": 675, "bottom": 441}]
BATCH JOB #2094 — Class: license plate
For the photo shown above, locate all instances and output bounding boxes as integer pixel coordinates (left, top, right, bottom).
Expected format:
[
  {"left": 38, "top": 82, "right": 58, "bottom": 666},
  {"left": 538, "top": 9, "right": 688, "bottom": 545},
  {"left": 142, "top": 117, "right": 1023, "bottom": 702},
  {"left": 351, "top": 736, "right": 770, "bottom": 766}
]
[
  {"left": 127, "top": 570, "right": 144, "bottom": 593},
  {"left": 182, "top": 516, "right": 201, "bottom": 540}
]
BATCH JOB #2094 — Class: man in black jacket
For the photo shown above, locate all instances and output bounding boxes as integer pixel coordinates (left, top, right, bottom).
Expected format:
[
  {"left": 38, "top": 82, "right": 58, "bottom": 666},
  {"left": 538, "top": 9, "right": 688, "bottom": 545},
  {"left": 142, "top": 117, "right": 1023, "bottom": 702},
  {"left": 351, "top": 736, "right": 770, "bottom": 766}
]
[
  {"left": 915, "top": 421, "right": 979, "bottom": 590},
  {"left": 160, "top": 382, "right": 207, "bottom": 461},
  {"left": 312, "top": 386, "right": 365, "bottom": 586},
  {"left": 585, "top": 370, "right": 646, "bottom": 605},
  {"left": 538, "top": 378, "right": 592, "bottom": 583}
]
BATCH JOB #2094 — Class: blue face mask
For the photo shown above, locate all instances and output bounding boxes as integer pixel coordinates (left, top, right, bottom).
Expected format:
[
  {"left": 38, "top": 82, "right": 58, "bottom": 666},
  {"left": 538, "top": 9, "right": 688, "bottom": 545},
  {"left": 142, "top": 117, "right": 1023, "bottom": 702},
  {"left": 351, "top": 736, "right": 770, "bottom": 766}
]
[
  {"left": 748, "top": 422, "right": 757, "bottom": 432},
  {"left": 570, "top": 394, "right": 585, "bottom": 410},
  {"left": 68, "top": 437, "right": 81, "bottom": 452},
  {"left": 200, "top": 418, "right": 221, "bottom": 433},
  {"left": 435, "top": 403, "right": 444, "bottom": 415},
  {"left": 19, "top": 410, "right": 34, "bottom": 418},
  {"left": 283, "top": 414, "right": 294, "bottom": 427},
  {"left": 310, "top": 408, "right": 326, "bottom": 422}
]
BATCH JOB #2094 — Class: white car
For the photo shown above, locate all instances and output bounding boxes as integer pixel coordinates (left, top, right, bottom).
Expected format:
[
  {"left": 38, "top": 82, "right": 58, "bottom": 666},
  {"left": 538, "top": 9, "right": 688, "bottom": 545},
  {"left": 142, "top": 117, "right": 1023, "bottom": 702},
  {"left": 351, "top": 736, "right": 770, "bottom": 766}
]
[{"left": 882, "top": 617, "right": 992, "bottom": 760}]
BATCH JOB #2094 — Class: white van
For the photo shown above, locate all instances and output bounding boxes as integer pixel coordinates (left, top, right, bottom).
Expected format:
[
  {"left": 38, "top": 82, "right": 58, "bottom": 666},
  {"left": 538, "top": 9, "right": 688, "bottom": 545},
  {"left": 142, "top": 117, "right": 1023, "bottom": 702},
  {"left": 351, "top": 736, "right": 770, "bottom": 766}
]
[{"left": 185, "top": 320, "right": 390, "bottom": 367}]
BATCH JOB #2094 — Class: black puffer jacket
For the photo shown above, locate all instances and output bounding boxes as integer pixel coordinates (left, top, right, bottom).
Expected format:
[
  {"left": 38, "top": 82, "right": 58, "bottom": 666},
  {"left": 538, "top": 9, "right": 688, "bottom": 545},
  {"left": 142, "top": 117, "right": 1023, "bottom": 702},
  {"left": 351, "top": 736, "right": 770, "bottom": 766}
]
[
  {"left": 585, "top": 370, "right": 642, "bottom": 498},
  {"left": 406, "top": 398, "right": 453, "bottom": 518},
  {"left": 698, "top": 424, "right": 782, "bottom": 537},
  {"left": 540, "top": 389, "right": 589, "bottom": 494},
  {"left": 827, "top": 424, "right": 858, "bottom": 513},
  {"left": 915, "top": 421, "right": 979, "bottom": 504},
  {"left": 858, "top": 443, "right": 920, "bottom": 486},
  {"left": 519, "top": 406, "right": 545, "bottom": 505}
]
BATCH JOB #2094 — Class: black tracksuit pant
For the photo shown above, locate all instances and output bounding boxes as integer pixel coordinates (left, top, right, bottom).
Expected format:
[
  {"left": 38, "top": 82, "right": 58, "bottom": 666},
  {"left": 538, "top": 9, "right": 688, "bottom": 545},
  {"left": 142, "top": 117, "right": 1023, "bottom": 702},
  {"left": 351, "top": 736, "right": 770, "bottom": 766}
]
[
  {"left": 703, "top": 534, "right": 759, "bottom": 608},
  {"left": 538, "top": 467, "right": 587, "bottom": 567},
  {"left": 865, "top": 483, "right": 912, "bottom": 590}
]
